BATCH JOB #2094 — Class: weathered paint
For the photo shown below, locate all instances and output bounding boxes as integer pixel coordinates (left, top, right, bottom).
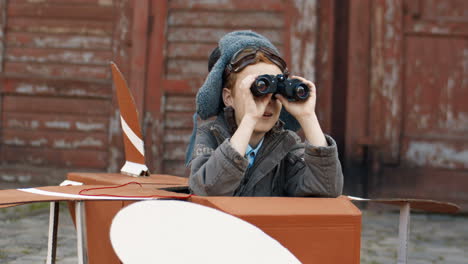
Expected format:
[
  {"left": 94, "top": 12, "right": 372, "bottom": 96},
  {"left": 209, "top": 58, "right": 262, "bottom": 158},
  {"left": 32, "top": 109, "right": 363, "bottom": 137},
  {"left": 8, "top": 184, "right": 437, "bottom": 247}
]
[
  {"left": 405, "top": 141, "right": 468, "bottom": 170},
  {"left": 168, "top": 0, "right": 285, "bottom": 11},
  {"left": 3, "top": 79, "right": 111, "bottom": 98},
  {"left": 53, "top": 137, "right": 104, "bottom": 149},
  {"left": 167, "top": 27, "right": 283, "bottom": 45},
  {"left": 0, "top": 0, "right": 120, "bottom": 184},
  {"left": 165, "top": 96, "right": 196, "bottom": 112},
  {"left": 8, "top": 18, "right": 113, "bottom": 36},
  {"left": 290, "top": 0, "right": 317, "bottom": 81},
  {"left": 76, "top": 121, "right": 106, "bottom": 132},
  {"left": 369, "top": 0, "right": 403, "bottom": 163},
  {"left": 163, "top": 129, "right": 192, "bottom": 144},
  {"left": 45, "top": 121, "right": 71, "bottom": 130},
  {"left": 6, "top": 48, "right": 112, "bottom": 65},
  {"left": 347, "top": 0, "right": 468, "bottom": 210},
  {"left": 7, "top": 33, "right": 112, "bottom": 49},
  {"left": 168, "top": 10, "right": 284, "bottom": 28}
]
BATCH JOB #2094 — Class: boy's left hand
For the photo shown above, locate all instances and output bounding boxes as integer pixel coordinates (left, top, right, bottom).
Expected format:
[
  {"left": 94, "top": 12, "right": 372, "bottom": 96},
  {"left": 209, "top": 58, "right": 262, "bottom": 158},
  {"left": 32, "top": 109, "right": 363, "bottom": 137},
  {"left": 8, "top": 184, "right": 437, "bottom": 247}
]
[
  {"left": 274, "top": 75, "right": 316, "bottom": 122},
  {"left": 275, "top": 75, "right": 327, "bottom": 146}
]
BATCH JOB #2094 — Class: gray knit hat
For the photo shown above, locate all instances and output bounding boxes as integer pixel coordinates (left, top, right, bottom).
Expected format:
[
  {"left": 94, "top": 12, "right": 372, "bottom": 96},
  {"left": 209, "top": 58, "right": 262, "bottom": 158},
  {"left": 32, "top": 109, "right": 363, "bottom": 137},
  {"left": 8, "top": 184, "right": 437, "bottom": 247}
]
[{"left": 186, "top": 30, "right": 301, "bottom": 165}]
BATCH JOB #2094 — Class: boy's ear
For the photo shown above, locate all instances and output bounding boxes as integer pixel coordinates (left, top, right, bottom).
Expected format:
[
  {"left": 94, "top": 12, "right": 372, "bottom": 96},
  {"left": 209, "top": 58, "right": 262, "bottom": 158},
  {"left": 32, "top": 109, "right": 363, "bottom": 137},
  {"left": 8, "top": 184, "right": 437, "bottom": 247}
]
[{"left": 222, "top": 87, "right": 234, "bottom": 107}]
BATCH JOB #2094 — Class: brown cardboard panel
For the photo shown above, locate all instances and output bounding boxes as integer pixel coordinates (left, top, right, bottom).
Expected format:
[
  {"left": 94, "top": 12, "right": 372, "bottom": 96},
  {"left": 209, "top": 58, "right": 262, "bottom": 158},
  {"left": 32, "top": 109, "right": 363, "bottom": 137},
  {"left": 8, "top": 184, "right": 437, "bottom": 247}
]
[
  {"left": 0, "top": 183, "right": 190, "bottom": 207},
  {"left": 67, "top": 172, "right": 188, "bottom": 186},
  {"left": 85, "top": 201, "right": 123, "bottom": 264},
  {"left": 190, "top": 196, "right": 362, "bottom": 264}
]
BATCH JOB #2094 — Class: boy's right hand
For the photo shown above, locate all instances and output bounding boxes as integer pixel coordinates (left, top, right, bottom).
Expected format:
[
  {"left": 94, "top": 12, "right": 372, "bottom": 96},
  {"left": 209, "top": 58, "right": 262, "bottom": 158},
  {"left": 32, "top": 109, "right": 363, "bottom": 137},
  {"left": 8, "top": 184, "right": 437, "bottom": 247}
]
[{"left": 237, "top": 74, "right": 273, "bottom": 123}]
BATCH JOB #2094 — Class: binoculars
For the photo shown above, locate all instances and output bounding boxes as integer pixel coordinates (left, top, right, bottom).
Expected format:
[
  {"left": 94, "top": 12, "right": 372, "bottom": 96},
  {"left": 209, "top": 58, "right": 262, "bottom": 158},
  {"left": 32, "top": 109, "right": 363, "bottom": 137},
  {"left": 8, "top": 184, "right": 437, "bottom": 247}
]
[{"left": 250, "top": 74, "right": 309, "bottom": 101}]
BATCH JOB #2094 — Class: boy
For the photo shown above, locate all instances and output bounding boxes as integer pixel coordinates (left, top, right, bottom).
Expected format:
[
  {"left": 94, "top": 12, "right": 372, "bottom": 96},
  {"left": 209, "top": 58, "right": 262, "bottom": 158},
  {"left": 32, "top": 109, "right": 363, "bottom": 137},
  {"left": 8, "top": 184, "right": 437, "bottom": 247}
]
[{"left": 186, "top": 30, "right": 343, "bottom": 197}]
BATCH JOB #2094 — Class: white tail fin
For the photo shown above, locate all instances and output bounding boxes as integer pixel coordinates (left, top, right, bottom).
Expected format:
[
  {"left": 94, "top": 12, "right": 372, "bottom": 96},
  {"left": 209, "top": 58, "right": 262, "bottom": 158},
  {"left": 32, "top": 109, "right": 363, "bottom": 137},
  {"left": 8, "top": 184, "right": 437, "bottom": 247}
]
[{"left": 110, "top": 62, "right": 150, "bottom": 177}]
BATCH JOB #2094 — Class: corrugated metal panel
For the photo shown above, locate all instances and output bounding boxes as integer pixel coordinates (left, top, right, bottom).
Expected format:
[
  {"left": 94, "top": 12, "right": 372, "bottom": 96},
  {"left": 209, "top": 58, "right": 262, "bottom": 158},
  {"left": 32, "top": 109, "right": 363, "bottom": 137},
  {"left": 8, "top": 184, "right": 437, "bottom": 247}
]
[{"left": 0, "top": 0, "right": 118, "bottom": 184}]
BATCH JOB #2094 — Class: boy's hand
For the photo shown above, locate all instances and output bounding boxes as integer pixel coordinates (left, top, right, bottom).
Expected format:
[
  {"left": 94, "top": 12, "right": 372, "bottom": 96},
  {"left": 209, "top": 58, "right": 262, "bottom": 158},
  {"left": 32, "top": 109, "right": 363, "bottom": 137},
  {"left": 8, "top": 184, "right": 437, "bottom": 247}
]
[
  {"left": 230, "top": 74, "right": 273, "bottom": 156},
  {"left": 237, "top": 74, "right": 273, "bottom": 122},
  {"left": 274, "top": 75, "right": 316, "bottom": 121},
  {"left": 275, "top": 75, "right": 327, "bottom": 147}
]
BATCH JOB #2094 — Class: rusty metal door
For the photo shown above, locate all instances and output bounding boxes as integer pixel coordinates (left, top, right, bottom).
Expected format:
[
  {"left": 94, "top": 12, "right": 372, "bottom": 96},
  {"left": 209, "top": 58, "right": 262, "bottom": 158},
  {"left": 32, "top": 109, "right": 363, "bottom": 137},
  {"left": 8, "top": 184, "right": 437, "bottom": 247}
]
[{"left": 347, "top": 0, "right": 468, "bottom": 210}]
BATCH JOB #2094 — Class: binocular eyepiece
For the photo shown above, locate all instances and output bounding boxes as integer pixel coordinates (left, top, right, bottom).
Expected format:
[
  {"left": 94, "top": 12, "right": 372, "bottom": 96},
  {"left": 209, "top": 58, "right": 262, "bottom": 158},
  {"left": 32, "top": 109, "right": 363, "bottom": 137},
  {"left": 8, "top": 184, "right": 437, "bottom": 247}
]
[{"left": 250, "top": 74, "right": 309, "bottom": 101}]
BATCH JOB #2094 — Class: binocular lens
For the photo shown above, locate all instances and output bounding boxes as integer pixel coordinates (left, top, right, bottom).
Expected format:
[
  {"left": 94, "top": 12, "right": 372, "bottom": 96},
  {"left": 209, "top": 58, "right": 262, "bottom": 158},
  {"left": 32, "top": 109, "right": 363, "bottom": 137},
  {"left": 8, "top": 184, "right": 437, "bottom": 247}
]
[
  {"left": 296, "top": 85, "right": 308, "bottom": 99},
  {"left": 256, "top": 80, "right": 268, "bottom": 93}
]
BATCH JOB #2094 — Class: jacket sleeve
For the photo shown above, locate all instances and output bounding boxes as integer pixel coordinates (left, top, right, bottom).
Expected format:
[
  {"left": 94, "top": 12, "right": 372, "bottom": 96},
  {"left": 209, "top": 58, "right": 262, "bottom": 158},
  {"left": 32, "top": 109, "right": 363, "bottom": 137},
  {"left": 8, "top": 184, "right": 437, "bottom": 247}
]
[
  {"left": 284, "top": 134, "right": 344, "bottom": 197},
  {"left": 188, "top": 128, "right": 249, "bottom": 196}
]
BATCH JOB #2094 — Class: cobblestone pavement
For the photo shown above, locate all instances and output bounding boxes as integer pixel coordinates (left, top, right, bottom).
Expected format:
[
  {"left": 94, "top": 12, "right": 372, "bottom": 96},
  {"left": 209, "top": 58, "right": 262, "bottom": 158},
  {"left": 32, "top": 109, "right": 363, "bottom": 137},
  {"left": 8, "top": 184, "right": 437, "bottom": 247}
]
[{"left": 0, "top": 203, "right": 467, "bottom": 263}]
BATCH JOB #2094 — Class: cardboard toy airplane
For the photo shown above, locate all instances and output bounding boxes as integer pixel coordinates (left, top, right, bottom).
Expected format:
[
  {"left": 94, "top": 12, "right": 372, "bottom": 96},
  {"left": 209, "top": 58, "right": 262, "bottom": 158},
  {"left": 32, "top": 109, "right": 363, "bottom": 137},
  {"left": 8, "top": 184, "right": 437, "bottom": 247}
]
[{"left": 0, "top": 62, "right": 460, "bottom": 264}]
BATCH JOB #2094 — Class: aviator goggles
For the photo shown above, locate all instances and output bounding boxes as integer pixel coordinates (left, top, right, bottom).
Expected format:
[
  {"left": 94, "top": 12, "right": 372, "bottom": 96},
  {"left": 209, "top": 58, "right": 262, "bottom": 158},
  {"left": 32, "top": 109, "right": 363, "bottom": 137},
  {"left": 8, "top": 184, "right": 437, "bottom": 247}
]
[{"left": 223, "top": 46, "right": 289, "bottom": 80}]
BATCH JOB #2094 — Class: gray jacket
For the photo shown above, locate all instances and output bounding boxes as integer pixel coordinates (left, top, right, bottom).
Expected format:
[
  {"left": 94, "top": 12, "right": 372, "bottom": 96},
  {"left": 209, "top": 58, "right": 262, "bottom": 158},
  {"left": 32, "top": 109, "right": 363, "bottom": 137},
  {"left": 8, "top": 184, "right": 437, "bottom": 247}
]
[{"left": 189, "top": 108, "right": 344, "bottom": 197}]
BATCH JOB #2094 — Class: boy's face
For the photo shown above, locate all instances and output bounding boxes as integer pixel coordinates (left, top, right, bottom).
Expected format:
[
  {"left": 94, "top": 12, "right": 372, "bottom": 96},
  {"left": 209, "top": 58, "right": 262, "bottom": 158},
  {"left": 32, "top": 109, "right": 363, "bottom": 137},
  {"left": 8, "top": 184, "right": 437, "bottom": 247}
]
[{"left": 230, "top": 62, "right": 283, "bottom": 134}]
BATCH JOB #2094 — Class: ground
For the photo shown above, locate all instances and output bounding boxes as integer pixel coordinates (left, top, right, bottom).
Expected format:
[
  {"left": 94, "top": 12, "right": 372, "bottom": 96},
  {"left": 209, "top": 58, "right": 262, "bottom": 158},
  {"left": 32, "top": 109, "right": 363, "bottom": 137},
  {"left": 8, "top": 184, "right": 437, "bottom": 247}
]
[{"left": 0, "top": 202, "right": 467, "bottom": 263}]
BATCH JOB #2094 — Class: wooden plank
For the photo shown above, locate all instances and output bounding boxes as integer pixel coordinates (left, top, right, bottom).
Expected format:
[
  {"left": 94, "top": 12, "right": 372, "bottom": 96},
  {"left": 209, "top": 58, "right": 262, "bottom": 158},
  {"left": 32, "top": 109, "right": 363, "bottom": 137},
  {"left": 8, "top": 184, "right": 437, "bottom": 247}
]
[
  {"left": 13, "top": 0, "right": 113, "bottom": 5},
  {"left": 3, "top": 112, "right": 108, "bottom": 132},
  {"left": 163, "top": 77, "right": 205, "bottom": 94},
  {"left": 2, "top": 146, "right": 108, "bottom": 169},
  {"left": 166, "top": 59, "right": 207, "bottom": 78},
  {"left": 167, "top": 42, "right": 217, "bottom": 59},
  {"left": 8, "top": 3, "right": 113, "bottom": 20},
  {"left": 369, "top": 0, "right": 404, "bottom": 164},
  {"left": 5, "top": 47, "right": 112, "bottom": 65},
  {"left": 316, "top": 0, "right": 335, "bottom": 134},
  {"left": 129, "top": 0, "right": 149, "bottom": 118},
  {"left": 106, "top": 0, "right": 132, "bottom": 174},
  {"left": 167, "top": 27, "right": 283, "bottom": 44},
  {"left": 404, "top": 0, "right": 468, "bottom": 36},
  {"left": 163, "top": 129, "right": 192, "bottom": 144},
  {"left": 2, "top": 78, "right": 111, "bottom": 98},
  {"left": 162, "top": 79, "right": 195, "bottom": 95},
  {"left": 168, "top": 0, "right": 285, "bottom": 11},
  {"left": 166, "top": 41, "right": 283, "bottom": 61},
  {"left": 4, "top": 62, "right": 110, "bottom": 80},
  {"left": 144, "top": 0, "right": 168, "bottom": 173},
  {"left": 3, "top": 95, "right": 111, "bottom": 115},
  {"left": 165, "top": 95, "right": 196, "bottom": 112},
  {"left": 164, "top": 112, "right": 193, "bottom": 129},
  {"left": 0, "top": 0, "right": 6, "bottom": 72},
  {"left": 3, "top": 130, "right": 108, "bottom": 150},
  {"left": 163, "top": 143, "right": 187, "bottom": 161},
  {"left": 405, "top": 20, "right": 468, "bottom": 36},
  {"left": 168, "top": 10, "right": 284, "bottom": 28},
  {"left": 6, "top": 32, "right": 112, "bottom": 49},
  {"left": 345, "top": 0, "right": 371, "bottom": 164},
  {"left": 287, "top": 0, "right": 318, "bottom": 81},
  {"left": 7, "top": 17, "right": 113, "bottom": 36}
]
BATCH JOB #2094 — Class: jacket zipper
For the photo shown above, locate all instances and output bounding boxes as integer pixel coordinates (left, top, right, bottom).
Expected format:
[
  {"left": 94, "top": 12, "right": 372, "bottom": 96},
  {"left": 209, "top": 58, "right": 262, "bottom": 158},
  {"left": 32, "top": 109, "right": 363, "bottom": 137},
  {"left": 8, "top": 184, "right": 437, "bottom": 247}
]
[{"left": 237, "top": 132, "right": 288, "bottom": 194}]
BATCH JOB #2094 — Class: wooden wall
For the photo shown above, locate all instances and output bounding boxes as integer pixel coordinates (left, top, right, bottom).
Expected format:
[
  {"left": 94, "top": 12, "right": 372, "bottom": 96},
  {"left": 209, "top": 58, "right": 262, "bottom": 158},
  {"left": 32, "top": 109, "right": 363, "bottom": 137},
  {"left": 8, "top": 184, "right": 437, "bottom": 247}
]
[
  {"left": 0, "top": 0, "right": 132, "bottom": 185},
  {"left": 147, "top": 0, "right": 332, "bottom": 177},
  {"left": 0, "top": 0, "right": 336, "bottom": 186}
]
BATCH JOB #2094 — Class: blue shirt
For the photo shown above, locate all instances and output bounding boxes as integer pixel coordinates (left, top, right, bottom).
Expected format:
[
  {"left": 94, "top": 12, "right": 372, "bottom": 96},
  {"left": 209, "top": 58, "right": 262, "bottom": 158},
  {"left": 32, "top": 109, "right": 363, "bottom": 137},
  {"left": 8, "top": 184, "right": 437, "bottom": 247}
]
[{"left": 245, "top": 138, "right": 264, "bottom": 168}]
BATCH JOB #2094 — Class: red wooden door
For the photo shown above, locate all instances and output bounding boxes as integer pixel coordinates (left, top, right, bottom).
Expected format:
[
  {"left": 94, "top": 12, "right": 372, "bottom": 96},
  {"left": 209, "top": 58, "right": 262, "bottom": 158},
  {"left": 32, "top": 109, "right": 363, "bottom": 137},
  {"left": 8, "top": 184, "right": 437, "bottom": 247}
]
[{"left": 347, "top": 0, "right": 468, "bottom": 210}]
